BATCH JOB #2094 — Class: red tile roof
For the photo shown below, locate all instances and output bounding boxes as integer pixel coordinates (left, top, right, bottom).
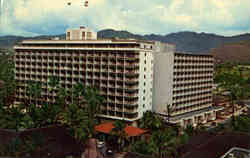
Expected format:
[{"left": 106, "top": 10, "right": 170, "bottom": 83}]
[
  {"left": 95, "top": 122, "right": 147, "bottom": 137},
  {"left": 95, "top": 122, "right": 114, "bottom": 134}
]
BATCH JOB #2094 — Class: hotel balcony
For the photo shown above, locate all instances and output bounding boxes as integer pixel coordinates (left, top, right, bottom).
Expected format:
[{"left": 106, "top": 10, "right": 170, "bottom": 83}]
[{"left": 124, "top": 108, "right": 137, "bottom": 113}]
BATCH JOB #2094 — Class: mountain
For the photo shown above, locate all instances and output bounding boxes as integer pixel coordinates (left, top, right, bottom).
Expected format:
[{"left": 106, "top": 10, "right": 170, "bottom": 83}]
[
  {"left": 98, "top": 30, "right": 250, "bottom": 53},
  {"left": 211, "top": 40, "right": 250, "bottom": 64},
  {"left": 0, "top": 34, "right": 66, "bottom": 49},
  {"left": 1, "top": 29, "right": 250, "bottom": 57}
]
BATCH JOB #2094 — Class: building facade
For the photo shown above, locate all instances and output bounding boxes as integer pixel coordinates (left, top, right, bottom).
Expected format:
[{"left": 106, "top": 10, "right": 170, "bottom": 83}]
[
  {"left": 14, "top": 27, "right": 220, "bottom": 126},
  {"left": 14, "top": 27, "right": 155, "bottom": 122},
  {"left": 153, "top": 45, "right": 222, "bottom": 127}
]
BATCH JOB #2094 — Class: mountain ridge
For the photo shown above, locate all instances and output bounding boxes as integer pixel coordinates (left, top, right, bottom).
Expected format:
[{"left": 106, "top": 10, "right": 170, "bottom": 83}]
[{"left": 1, "top": 29, "right": 250, "bottom": 55}]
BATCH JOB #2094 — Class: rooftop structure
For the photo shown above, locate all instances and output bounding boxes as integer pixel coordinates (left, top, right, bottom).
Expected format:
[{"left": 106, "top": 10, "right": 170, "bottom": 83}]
[{"left": 66, "top": 26, "right": 97, "bottom": 40}]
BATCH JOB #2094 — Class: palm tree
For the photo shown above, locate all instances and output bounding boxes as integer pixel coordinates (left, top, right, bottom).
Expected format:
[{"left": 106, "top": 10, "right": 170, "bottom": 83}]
[
  {"left": 215, "top": 67, "right": 250, "bottom": 126},
  {"left": 26, "top": 81, "right": 42, "bottom": 106},
  {"left": 0, "top": 49, "right": 16, "bottom": 106},
  {"left": 60, "top": 103, "right": 90, "bottom": 143},
  {"left": 149, "top": 128, "right": 177, "bottom": 158},
  {"left": 84, "top": 86, "right": 105, "bottom": 136},
  {"left": 165, "top": 104, "right": 176, "bottom": 124},
  {"left": 111, "top": 120, "right": 127, "bottom": 152},
  {"left": 139, "top": 111, "right": 164, "bottom": 131},
  {"left": 72, "top": 82, "right": 85, "bottom": 106}
]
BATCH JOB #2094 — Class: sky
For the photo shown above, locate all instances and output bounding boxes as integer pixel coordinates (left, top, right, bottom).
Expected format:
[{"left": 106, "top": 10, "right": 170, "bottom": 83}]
[{"left": 0, "top": 0, "right": 250, "bottom": 37}]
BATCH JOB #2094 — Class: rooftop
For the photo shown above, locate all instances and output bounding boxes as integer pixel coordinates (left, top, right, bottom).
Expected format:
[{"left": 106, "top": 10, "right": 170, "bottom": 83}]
[{"left": 94, "top": 122, "right": 147, "bottom": 137}]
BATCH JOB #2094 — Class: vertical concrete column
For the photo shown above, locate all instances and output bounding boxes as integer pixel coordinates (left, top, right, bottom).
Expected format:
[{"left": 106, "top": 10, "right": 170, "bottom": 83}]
[
  {"left": 192, "top": 117, "right": 196, "bottom": 127},
  {"left": 202, "top": 114, "right": 207, "bottom": 124},
  {"left": 179, "top": 120, "right": 184, "bottom": 127}
]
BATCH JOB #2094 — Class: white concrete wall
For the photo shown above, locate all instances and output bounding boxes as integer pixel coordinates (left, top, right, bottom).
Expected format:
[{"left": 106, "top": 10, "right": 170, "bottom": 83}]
[
  {"left": 152, "top": 42, "right": 175, "bottom": 115},
  {"left": 138, "top": 48, "right": 154, "bottom": 118},
  {"left": 66, "top": 27, "right": 97, "bottom": 40}
]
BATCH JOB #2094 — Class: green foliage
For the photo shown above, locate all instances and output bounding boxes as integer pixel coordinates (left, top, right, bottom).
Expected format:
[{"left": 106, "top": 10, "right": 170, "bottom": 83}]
[
  {"left": 0, "top": 49, "right": 16, "bottom": 106},
  {"left": 184, "top": 124, "right": 194, "bottom": 136},
  {"left": 148, "top": 128, "right": 178, "bottom": 158},
  {"left": 0, "top": 133, "right": 46, "bottom": 158},
  {"left": 215, "top": 63, "right": 250, "bottom": 126},
  {"left": 179, "top": 132, "right": 189, "bottom": 145},
  {"left": 111, "top": 120, "right": 127, "bottom": 152},
  {"left": 139, "top": 111, "right": 164, "bottom": 131},
  {"left": 233, "top": 115, "right": 250, "bottom": 133},
  {"left": 27, "top": 81, "right": 42, "bottom": 100},
  {"left": 60, "top": 103, "right": 89, "bottom": 142},
  {"left": 131, "top": 140, "right": 154, "bottom": 155}
]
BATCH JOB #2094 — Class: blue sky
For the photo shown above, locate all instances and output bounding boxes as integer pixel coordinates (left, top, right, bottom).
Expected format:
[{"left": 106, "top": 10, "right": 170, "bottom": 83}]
[{"left": 0, "top": 0, "right": 250, "bottom": 36}]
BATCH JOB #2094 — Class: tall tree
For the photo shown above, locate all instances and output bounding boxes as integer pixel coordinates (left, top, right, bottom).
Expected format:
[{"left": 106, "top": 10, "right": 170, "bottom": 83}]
[
  {"left": 149, "top": 128, "right": 177, "bottom": 158},
  {"left": 0, "top": 49, "right": 16, "bottom": 106},
  {"left": 139, "top": 111, "right": 164, "bottom": 131},
  {"left": 215, "top": 64, "right": 250, "bottom": 126},
  {"left": 111, "top": 120, "right": 127, "bottom": 152},
  {"left": 84, "top": 86, "right": 105, "bottom": 137}
]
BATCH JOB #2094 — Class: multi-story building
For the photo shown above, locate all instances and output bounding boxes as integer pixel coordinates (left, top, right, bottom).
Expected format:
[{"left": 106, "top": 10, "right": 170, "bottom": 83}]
[
  {"left": 153, "top": 47, "right": 222, "bottom": 127},
  {"left": 14, "top": 27, "right": 156, "bottom": 123},
  {"left": 14, "top": 26, "right": 221, "bottom": 127}
]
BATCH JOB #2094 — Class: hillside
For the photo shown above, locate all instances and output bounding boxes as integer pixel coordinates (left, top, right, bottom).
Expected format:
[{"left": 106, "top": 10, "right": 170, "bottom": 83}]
[
  {"left": 211, "top": 40, "right": 250, "bottom": 64},
  {"left": 1, "top": 29, "right": 250, "bottom": 57}
]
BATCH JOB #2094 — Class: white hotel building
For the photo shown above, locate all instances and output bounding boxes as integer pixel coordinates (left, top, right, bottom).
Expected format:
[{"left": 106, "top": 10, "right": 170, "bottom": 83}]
[{"left": 14, "top": 27, "right": 221, "bottom": 126}]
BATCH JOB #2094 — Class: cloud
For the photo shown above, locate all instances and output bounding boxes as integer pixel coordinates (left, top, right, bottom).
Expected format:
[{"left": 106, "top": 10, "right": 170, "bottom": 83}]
[{"left": 0, "top": 0, "right": 250, "bottom": 36}]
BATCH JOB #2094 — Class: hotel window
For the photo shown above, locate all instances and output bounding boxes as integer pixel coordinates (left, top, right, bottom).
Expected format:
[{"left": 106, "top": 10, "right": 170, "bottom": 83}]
[
  {"left": 67, "top": 32, "right": 70, "bottom": 38},
  {"left": 87, "top": 32, "right": 92, "bottom": 39},
  {"left": 82, "top": 32, "right": 86, "bottom": 39}
]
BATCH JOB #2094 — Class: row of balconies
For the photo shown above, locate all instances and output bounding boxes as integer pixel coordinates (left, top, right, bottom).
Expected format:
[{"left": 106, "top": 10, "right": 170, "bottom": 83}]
[
  {"left": 174, "top": 68, "right": 214, "bottom": 73},
  {"left": 15, "top": 62, "right": 140, "bottom": 69},
  {"left": 100, "top": 110, "right": 139, "bottom": 119},
  {"left": 174, "top": 65, "right": 213, "bottom": 69},
  {"left": 173, "top": 81, "right": 213, "bottom": 87},
  {"left": 173, "top": 93, "right": 212, "bottom": 102},
  {"left": 174, "top": 77, "right": 213, "bottom": 82},
  {"left": 16, "top": 52, "right": 140, "bottom": 58},
  {"left": 173, "top": 86, "right": 212, "bottom": 93},
  {"left": 15, "top": 68, "right": 140, "bottom": 76},
  {"left": 173, "top": 76, "right": 213, "bottom": 82},
  {"left": 173, "top": 98, "right": 212, "bottom": 107},
  {"left": 16, "top": 59, "right": 140, "bottom": 64},
  {"left": 174, "top": 71, "right": 213, "bottom": 75},
  {"left": 174, "top": 62, "right": 213, "bottom": 67},
  {"left": 102, "top": 106, "right": 138, "bottom": 114},
  {"left": 174, "top": 55, "right": 213, "bottom": 61},
  {"left": 173, "top": 85, "right": 212, "bottom": 91},
  {"left": 174, "top": 74, "right": 213, "bottom": 79},
  {"left": 173, "top": 90, "right": 211, "bottom": 97},
  {"left": 172, "top": 103, "right": 211, "bottom": 115},
  {"left": 174, "top": 59, "right": 213, "bottom": 63}
]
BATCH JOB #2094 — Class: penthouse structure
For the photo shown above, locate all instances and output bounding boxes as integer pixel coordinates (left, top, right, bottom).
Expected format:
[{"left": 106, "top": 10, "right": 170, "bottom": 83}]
[
  {"left": 153, "top": 49, "right": 222, "bottom": 127},
  {"left": 14, "top": 27, "right": 156, "bottom": 123}
]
